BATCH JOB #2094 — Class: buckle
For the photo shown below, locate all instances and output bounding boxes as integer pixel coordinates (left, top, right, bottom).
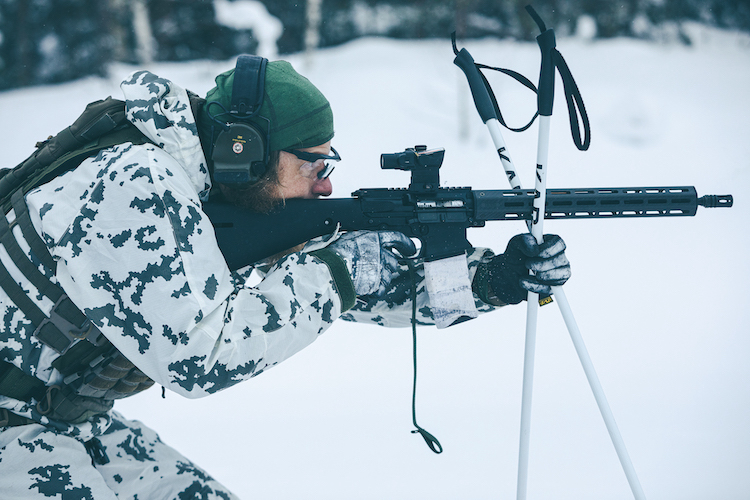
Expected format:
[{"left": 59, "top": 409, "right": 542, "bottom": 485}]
[
  {"left": 36, "top": 385, "right": 62, "bottom": 416},
  {"left": 33, "top": 295, "right": 96, "bottom": 355}
]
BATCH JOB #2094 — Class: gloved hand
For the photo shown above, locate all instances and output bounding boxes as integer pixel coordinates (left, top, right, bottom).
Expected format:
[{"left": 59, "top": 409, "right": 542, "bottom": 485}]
[
  {"left": 483, "top": 233, "right": 571, "bottom": 305},
  {"left": 326, "top": 230, "right": 417, "bottom": 297}
]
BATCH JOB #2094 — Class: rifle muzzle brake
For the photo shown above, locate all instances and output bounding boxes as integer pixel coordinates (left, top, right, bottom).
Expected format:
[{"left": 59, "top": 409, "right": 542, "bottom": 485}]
[{"left": 697, "top": 195, "right": 733, "bottom": 208}]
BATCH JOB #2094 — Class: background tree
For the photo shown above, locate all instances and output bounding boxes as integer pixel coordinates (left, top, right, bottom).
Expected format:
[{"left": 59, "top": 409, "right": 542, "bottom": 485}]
[{"left": 0, "top": 0, "right": 748, "bottom": 91}]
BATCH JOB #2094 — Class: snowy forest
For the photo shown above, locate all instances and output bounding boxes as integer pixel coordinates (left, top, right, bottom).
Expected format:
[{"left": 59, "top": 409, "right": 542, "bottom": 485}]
[{"left": 0, "top": 0, "right": 749, "bottom": 90}]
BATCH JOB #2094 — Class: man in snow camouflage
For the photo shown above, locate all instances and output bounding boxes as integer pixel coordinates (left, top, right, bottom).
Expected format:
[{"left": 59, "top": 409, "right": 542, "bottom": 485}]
[{"left": 0, "top": 57, "right": 570, "bottom": 498}]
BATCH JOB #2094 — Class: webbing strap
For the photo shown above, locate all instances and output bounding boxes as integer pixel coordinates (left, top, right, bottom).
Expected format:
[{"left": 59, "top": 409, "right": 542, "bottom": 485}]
[
  {"left": 34, "top": 295, "right": 94, "bottom": 354},
  {"left": 0, "top": 254, "right": 49, "bottom": 328},
  {"left": 0, "top": 211, "right": 64, "bottom": 305},
  {"left": 550, "top": 50, "right": 591, "bottom": 150},
  {"left": 0, "top": 360, "right": 47, "bottom": 404},
  {"left": 475, "top": 62, "right": 539, "bottom": 133},
  {"left": 0, "top": 254, "right": 90, "bottom": 355},
  {"left": 1, "top": 189, "right": 92, "bottom": 354},
  {"left": 11, "top": 189, "right": 56, "bottom": 271},
  {"left": 0, "top": 408, "right": 36, "bottom": 427},
  {"left": 452, "top": 33, "right": 538, "bottom": 133}
]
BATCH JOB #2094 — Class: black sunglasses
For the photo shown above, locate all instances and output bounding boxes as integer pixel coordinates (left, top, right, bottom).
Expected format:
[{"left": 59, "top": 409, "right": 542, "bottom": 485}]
[
  {"left": 284, "top": 146, "right": 341, "bottom": 180},
  {"left": 284, "top": 146, "right": 341, "bottom": 163}
]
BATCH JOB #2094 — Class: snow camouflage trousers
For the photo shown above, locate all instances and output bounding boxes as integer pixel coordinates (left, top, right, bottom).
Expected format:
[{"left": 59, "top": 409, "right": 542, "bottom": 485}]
[{"left": 0, "top": 411, "right": 238, "bottom": 500}]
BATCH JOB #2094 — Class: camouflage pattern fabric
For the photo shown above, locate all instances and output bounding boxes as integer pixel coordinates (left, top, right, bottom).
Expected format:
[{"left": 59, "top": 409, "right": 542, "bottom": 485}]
[
  {"left": 342, "top": 247, "right": 498, "bottom": 327},
  {"left": 0, "top": 410, "right": 237, "bottom": 499},
  {"left": 0, "top": 70, "right": 499, "bottom": 496}
]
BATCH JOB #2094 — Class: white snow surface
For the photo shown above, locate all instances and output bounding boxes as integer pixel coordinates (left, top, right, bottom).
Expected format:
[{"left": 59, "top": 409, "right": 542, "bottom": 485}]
[{"left": 1, "top": 29, "right": 749, "bottom": 499}]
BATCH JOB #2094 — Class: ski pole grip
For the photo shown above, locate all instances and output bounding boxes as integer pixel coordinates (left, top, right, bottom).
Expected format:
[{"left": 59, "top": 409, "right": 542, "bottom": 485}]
[
  {"left": 536, "top": 29, "right": 556, "bottom": 117},
  {"left": 526, "top": 5, "right": 556, "bottom": 117},
  {"left": 454, "top": 48, "right": 497, "bottom": 123}
]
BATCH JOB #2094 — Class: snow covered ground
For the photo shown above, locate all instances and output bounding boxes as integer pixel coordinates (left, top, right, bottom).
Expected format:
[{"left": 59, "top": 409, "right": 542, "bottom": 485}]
[{"left": 1, "top": 27, "right": 749, "bottom": 499}]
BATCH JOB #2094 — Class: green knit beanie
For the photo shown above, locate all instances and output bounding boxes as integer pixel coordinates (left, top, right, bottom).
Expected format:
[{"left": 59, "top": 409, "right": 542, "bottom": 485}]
[{"left": 200, "top": 60, "right": 334, "bottom": 152}]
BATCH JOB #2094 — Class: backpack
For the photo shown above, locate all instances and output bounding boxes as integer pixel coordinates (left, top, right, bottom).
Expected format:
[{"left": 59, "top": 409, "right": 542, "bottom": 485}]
[
  {"left": 0, "top": 97, "right": 156, "bottom": 425},
  {"left": 0, "top": 96, "right": 149, "bottom": 211}
]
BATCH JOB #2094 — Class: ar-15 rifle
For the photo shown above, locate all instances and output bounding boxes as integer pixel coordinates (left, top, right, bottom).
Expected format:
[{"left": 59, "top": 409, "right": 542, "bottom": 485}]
[{"left": 203, "top": 145, "right": 733, "bottom": 271}]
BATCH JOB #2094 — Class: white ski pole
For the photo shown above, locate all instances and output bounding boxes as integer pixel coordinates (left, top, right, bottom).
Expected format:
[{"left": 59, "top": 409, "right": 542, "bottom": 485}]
[
  {"left": 486, "top": 118, "right": 524, "bottom": 191},
  {"left": 552, "top": 287, "right": 646, "bottom": 499},
  {"left": 453, "top": 8, "right": 647, "bottom": 498},
  {"left": 518, "top": 7, "right": 647, "bottom": 500},
  {"left": 516, "top": 112, "right": 551, "bottom": 500},
  {"left": 452, "top": 40, "right": 524, "bottom": 192}
]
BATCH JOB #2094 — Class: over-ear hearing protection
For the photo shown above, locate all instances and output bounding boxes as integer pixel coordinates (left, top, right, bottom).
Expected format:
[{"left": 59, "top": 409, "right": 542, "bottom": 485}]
[{"left": 211, "top": 55, "right": 270, "bottom": 184}]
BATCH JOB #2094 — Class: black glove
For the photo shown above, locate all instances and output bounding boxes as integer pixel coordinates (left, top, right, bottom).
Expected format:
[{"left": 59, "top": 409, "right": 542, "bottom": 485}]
[{"left": 483, "top": 233, "right": 571, "bottom": 305}]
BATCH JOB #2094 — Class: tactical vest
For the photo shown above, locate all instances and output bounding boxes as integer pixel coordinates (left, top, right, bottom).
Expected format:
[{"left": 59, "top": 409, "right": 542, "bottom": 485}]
[{"left": 0, "top": 97, "right": 156, "bottom": 425}]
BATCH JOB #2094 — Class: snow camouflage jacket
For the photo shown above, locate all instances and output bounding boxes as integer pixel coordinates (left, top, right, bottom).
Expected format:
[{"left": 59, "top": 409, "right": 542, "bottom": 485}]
[{"left": 0, "top": 71, "right": 498, "bottom": 440}]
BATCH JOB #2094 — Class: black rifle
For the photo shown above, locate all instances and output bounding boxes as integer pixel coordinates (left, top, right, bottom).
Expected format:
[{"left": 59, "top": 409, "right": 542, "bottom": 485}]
[{"left": 204, "top": 146, "right": 733, "bottom": 271}]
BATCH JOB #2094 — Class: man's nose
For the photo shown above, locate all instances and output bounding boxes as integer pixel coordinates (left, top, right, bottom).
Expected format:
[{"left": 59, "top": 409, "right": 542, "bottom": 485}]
[{"left": 312, "top": 176, "right": 332, "bottom": 197}]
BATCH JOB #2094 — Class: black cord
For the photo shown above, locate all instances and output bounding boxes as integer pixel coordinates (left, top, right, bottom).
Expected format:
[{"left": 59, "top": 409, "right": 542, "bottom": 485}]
[{"left": 403, "top": 259, "right": 443, "bottom": 454}]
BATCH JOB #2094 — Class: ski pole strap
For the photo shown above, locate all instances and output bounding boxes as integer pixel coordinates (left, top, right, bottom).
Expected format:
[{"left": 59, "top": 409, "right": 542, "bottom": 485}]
[
  {"left": 526, "top": 5, "right": 591, "bottom": 150},
  {"left": 404, "top": 259, "right": 443, "bottom": 454},
  {"left": 452, "top": 33, "right": 539, "bottom": 132},
  {"left": 551, "top": 50, "right": 590, "bottom": 150}
]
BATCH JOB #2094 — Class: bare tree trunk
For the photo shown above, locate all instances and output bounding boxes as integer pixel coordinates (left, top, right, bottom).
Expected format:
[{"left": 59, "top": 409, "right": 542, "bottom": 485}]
[
  {"left": 455, "top": 0, "right": 475, "bottom": 141},
  {"left": 131, "top": 0, "right": 155, "bottom": 65},
  {"left": 305, "top": 0, "right": 322, "bottom": 70},
  {"left": 106, "top": 0, "right": 130, "bottom": 62},
  {"left": 15, "top": 0, "right": 32, "bottom": 86}
]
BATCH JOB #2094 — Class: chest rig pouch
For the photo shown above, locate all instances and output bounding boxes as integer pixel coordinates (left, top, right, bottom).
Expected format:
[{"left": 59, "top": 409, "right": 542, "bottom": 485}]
[{"left": 0, "top": 97, "right": 156, "bottom": 425}]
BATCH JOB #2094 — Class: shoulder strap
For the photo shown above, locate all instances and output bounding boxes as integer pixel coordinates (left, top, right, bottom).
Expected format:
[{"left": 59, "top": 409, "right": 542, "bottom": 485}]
[
  {"left": 10, "top": 189, "right": 57, "bottom": 271},
  {"left": 0, "top": 360, "right": 47, "bottom": 405},
  {"left": 0, "top": 97, "right": 158, "bottom": 424},
  {"left": 0, "top": 99, "right": 149, "bottom": 354},
  {"left": 1, "top": 187, "right": 95, "bottom": 355}
]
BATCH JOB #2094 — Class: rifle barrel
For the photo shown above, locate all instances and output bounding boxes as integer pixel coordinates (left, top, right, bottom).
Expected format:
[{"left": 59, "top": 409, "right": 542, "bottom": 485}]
[{"left": 474, "top": 186, "right": 732, "bottom": 220}]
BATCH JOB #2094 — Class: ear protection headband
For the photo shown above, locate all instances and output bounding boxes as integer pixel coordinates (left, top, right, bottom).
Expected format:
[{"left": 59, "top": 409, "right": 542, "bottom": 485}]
[{"left": 211, "top": 55, "right": 270, "bottom": 184}]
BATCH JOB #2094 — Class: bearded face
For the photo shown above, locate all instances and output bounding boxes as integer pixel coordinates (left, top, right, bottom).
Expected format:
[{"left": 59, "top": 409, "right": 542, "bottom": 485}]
[
  {"left": 217, "top": 150, "right": 283, "bottom": 214},
  {"left": 216, "top": 142, "right": 335, "bottom": 212}
]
